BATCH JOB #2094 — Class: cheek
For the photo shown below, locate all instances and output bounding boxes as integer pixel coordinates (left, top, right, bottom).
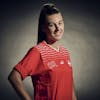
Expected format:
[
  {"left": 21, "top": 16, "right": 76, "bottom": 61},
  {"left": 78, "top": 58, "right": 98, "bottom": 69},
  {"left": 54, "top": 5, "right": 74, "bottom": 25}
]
[
  {"left": 61, "top": 24, "right": 64, "bottom": 30},
  {"left": 45, "top": 28, "right": 54, "bottom": 37},
  {"left": 48, "top": 28, "right": 55, "bottom": 34},
  {"left": 61, "top": 23, "right": 64, "bottom": 29},
  {"left": 44, "top": 26, "right": 52, "bottom": 33}
]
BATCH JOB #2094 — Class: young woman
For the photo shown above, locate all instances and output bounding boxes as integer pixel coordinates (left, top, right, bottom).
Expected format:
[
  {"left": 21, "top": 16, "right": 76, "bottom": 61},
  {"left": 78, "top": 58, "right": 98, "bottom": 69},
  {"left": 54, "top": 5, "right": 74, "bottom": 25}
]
[{"left": 8, "top": 3, "right": 77, "bottom": 100}]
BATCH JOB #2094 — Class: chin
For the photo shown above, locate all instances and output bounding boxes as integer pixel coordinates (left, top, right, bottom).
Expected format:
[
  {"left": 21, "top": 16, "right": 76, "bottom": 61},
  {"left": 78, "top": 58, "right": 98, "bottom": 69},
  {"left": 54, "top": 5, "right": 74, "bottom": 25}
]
[
  {"left": 54, "top": 37, "right": 62, "bottom": 41},
  {"left": 55, "top": 35, "right": 63, "bottom": 40},
  {"left": 48, "top": 35, "right": 63, "bottom": 42}
]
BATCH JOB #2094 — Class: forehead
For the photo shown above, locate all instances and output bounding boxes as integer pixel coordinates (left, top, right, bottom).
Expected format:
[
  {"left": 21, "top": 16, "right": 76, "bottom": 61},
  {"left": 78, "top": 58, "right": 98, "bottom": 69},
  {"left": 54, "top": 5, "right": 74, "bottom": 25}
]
[{"left": 45, "top": 13, "right": 63, "bottom": 23}]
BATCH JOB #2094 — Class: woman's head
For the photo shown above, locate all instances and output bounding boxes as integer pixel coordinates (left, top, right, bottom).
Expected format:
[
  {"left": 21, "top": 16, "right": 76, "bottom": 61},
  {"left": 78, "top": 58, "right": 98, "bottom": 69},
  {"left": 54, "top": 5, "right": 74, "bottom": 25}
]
[{"left": 37, "top": 3, "right": 64, "bottom": 44}]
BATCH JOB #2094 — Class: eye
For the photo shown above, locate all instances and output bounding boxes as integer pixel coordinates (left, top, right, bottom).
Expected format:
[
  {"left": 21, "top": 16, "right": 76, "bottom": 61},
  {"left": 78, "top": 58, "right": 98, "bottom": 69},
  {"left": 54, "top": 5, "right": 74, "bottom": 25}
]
[
  {"left": 58, "top": 20, "right": 64, "bottom": 25},
  {"left": 59, "top": 21, "right": 63, "bottom": 25},
  {"left": 59, "top": 22, "right": 62, "bottom": 25},
  {"left": 48, "top": 23, "right": 54, "bottom": 27}
]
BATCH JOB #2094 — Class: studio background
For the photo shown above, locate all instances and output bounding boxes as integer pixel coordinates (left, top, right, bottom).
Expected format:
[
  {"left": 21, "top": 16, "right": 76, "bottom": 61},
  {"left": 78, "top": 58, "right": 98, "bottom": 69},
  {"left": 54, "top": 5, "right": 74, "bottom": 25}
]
[{"left": 0, "top": 0, "right": 100, "bottom": 100}]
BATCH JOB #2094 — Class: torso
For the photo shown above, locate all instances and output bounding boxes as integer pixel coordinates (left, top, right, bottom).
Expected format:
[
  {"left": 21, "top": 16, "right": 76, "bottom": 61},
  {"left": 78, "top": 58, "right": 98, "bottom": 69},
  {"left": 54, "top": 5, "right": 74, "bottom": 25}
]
[{"left": 31, "top": 41, "right": 73, "bottom": 100}]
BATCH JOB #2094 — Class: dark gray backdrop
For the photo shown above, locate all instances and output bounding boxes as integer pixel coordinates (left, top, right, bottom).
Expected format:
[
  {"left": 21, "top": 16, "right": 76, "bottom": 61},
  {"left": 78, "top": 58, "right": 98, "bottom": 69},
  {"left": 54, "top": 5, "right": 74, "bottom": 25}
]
[{"left": 0, "top": 0, "right": 100, "bottom": 100}]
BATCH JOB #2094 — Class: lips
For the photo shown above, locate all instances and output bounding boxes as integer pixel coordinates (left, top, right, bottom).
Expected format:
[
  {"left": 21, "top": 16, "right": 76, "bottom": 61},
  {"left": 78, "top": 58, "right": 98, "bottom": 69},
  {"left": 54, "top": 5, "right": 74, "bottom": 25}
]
[{"left": 55, "top": 32, "right": 63, "bottom": 36}]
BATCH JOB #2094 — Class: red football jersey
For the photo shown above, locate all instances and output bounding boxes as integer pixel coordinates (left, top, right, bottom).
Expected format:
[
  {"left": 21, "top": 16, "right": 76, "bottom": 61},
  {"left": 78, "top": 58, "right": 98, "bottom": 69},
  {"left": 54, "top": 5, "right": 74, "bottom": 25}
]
[{"left": 15, "top": 41, "right": 73, "bottom": 100}]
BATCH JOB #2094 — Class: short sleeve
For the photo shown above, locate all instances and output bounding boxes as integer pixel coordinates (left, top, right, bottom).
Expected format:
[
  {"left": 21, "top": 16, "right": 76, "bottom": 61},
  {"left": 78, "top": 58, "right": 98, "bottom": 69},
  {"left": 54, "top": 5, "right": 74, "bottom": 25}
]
[{"left": 14, "top": 47, "right": 40, "bottom": 79}]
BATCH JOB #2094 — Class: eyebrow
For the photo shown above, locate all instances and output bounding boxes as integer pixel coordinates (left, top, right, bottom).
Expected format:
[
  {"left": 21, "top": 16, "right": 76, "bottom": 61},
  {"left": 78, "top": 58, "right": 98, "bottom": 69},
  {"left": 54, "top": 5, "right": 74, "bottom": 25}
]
[
  {"left": 47, "top": 19, "right": 63, "bottom": 24},
  {"left": 59, "top": 20, "right": 63, "bottom": 22}
]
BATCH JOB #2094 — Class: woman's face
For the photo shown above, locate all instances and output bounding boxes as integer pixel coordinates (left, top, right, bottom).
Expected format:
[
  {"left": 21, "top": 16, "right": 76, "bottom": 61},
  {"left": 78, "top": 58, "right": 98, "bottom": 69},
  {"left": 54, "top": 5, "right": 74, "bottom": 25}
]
[{"left": 43, "top": 13, "right": 64, "bottom": 42}]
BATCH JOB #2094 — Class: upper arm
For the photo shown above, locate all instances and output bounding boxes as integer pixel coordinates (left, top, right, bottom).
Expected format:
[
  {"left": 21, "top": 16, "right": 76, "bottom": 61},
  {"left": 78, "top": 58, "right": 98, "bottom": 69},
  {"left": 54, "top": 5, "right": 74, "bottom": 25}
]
[
  {"left": 8, "top": 69, "right": 23, "bottom": 82},
  {"left": 14, "top": 47, "right": 40, "bottom": 79}
]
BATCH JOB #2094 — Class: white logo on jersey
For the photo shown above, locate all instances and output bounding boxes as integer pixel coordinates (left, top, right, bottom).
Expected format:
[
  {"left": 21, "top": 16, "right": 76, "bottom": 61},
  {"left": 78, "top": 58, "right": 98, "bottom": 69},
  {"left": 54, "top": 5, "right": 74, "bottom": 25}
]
[
  {"left": 60, "top": 60, "right": 64, "bottom": 64},
  {"left": 68, "top": 60, "right": 72, "bottom": 67},
  {"left": 47, "top": 61, "right": 58, "bottom": 69}
]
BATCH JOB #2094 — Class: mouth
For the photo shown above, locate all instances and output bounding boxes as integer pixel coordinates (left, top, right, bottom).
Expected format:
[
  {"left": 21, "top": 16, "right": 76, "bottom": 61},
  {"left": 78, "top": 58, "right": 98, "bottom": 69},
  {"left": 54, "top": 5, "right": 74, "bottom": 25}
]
[{"left": 55, "top": 32, "right": 62, "bottom": 36}]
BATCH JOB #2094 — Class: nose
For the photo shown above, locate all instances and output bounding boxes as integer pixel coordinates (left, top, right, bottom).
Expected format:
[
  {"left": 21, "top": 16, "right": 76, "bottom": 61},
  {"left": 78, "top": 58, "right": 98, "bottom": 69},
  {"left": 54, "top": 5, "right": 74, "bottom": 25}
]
[{"left": 55, "top": 25, "right": 60, "bottom": 32}]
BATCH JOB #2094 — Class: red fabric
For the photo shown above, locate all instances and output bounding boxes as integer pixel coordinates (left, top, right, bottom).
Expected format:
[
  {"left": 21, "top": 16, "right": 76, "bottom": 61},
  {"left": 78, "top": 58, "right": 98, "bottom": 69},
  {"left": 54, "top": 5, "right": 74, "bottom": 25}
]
[
  {"left": 14, "top": 41, "right": 73, "bottom": 100},
  {"left": 14, "top": 47, "right": 40, "bottom": 79}
]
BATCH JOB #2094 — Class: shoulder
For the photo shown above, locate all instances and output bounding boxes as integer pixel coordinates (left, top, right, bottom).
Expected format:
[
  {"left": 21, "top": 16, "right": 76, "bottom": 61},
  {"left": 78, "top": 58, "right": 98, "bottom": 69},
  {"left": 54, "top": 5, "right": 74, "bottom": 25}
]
[
  {"left": 29, "top": 41, "right": 45, "bottom": 54},
  {"left": 34, "top": 41, "right": 46, "bottom": 51},
  {"left": 26, "top": 44, "right": 41, "bottom": 56},
  {"left": 60, "top": 46, "right": 70, "bottom": 55}
]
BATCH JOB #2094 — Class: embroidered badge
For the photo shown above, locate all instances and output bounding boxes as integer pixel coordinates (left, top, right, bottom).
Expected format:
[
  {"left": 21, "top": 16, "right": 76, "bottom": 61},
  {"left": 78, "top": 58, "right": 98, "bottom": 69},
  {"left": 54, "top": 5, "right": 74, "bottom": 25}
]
[
  {"left": 68, "top": 60, "right": 72, "bottom": 67},
  {"left": 47, "top": 61, "right": 58, "bottom": 69},
  {"left": 60, "top": 60, "right": 64, "bottom": 64}
]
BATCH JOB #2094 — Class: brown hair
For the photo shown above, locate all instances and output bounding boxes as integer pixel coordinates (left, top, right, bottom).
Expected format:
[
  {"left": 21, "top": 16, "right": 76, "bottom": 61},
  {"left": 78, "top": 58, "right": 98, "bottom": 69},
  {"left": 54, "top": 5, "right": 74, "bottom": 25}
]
[{"left": 37, "top": 3, "right": 60, "bottom": 44}]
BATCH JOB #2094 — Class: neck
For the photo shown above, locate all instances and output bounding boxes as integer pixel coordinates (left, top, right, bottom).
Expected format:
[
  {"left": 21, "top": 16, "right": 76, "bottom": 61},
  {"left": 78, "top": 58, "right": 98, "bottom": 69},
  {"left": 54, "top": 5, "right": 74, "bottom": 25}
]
[{"left": 46, "top": 40, "right": 60, "bottom": 49}]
